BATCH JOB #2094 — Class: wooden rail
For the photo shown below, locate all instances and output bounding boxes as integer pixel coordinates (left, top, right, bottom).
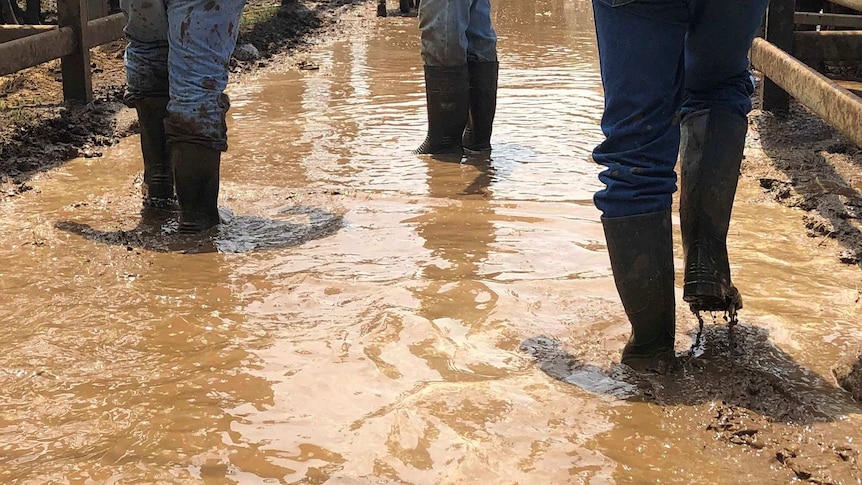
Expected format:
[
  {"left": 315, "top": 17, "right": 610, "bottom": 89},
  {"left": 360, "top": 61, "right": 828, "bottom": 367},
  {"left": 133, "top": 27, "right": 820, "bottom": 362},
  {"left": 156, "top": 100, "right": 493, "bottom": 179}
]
[
  {"left": 0, "top": 1, "right": 125, "bottom": 103},
  {"left": 752, "top": 38, "right": 862, "bottom": 147},
  {"left": 756, "top": 0, "right": 862, "bottom": 146}
]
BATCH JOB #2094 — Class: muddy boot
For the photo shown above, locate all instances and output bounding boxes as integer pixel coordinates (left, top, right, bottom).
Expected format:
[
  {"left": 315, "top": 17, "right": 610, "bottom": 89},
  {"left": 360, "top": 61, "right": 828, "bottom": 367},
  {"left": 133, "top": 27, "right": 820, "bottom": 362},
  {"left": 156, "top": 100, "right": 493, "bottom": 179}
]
[
  {"left": 135, "top": 97, "right": 176, "bottom": 209},
  {"left": 680, "top": 109, "right": 746, "bottom": 313},
  {"left": 602, "top": 210, "right": 676, "bottom": 372},
  {"left": 462, "top": 61, "right": 498, "bottom": 153},
  {"left": 414, "top": 65, "right": 470, "bottom": 155},
  {"left": 171, "top": 142, "right": 221, "bottom": 234}
]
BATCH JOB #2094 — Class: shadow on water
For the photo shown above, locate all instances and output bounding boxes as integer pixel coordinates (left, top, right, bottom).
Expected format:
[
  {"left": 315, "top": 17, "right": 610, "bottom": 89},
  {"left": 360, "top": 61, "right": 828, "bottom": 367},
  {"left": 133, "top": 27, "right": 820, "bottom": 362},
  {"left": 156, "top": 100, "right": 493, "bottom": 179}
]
[
  {"left": 54, "top": 204, "right": 344, "bottom": 254},
  {"left": 521, "top": 320, "right": 860, "bottom": 426}
]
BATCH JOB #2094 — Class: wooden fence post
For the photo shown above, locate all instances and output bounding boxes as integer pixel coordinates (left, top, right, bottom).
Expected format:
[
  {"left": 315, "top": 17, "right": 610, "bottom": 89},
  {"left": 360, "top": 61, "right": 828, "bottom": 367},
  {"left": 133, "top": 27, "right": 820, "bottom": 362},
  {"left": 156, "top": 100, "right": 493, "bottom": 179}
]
[
  {"left": 87, "top": 0, "right": 108, "bottom": 20},
  {"left": 762, "top": 0, "right": 796, "bottom": 112},
  {"left": 58, "top": 0, "right": 93, "bottom": 103}
]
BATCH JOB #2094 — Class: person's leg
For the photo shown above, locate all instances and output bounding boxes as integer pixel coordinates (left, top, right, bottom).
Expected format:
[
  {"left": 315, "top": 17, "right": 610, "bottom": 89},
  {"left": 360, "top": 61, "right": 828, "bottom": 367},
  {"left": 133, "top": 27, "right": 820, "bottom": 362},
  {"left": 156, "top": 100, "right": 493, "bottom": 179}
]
[
  {"left": 462, "top": 0, "right": 497, "bottom": 152},
  {"left": 415, "top": 0, "right": 470, "bottom": 154},
  {"left": 121, "top": 0, "right": 174, "bottom": 208},
  {"left": 164, "top": 0, "right": 245, "bottom": 232},
  {"left": 592, "top": 0, "right": 687, "bottom": 370},
  {"left": 679, "top": 0, "right": 769, "bottom": 311}
]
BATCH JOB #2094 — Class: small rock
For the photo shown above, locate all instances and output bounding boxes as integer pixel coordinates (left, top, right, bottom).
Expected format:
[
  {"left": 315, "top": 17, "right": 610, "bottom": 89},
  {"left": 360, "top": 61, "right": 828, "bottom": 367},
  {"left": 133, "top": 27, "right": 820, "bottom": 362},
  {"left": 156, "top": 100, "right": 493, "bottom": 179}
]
[
  {"left": 833, "top": 351, "right": 862, "bottom": 400},
  {"left": 838, "top": 250, "right": 861, "bottom": 265},
  {"left": 298, "top": 60, "right": 320, "bottom": 70},
  {"left": 233, "top": 43, "right": 260, "bottom": 62}
]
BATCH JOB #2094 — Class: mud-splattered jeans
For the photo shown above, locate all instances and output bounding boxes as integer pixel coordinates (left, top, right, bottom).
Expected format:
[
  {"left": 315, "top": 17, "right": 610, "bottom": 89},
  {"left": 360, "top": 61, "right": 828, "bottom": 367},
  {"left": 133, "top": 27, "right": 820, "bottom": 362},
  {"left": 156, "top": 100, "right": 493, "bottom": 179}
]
[
  {"left": 418, "top": 0, "right": 497, "bottom": 66},
  {"left": 591, "top": 0, "right": 769, "bottom": 218},
  {"left": 121, "top": 0, "right": 246, "bottom": 152}
]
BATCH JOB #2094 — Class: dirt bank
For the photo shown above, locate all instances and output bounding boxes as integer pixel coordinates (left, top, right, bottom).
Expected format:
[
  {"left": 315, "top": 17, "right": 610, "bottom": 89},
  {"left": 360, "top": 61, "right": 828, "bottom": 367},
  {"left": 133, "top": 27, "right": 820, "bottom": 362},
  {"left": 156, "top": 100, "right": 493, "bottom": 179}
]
[
  {"left": 744, "top": 100, "right": 862, "bottom": 269},
  {"left": 0, "top": 0, "right": 373, "bottom": 198}
]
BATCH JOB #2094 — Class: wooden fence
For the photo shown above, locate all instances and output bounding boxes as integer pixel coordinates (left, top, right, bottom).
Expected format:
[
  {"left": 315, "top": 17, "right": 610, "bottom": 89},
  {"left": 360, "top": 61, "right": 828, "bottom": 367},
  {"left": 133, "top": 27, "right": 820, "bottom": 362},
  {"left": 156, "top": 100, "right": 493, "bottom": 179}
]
[
  {"left": 755, "top": 0, "right": 862, "bottom": 146},
  {"left": 0, "top": 0, "right": 125, "bottom": 103}
]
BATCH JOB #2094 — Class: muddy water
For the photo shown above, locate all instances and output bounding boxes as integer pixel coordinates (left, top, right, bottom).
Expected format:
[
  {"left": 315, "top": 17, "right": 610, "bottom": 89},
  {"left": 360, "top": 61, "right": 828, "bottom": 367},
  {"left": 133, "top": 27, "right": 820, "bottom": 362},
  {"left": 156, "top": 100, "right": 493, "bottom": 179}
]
[{"left": 2, "top": 1, "right": 862, "bottom": 483}]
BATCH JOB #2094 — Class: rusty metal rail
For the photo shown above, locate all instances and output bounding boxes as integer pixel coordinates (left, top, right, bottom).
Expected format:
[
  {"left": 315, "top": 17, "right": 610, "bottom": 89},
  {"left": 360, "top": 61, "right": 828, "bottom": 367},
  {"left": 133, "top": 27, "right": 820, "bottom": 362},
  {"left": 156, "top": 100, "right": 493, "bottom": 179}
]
[
  {"left": 751, "top": 37, "right": 862, "bottom": 147},
  {"left": 0, "top": 0, "right": 125, "bottom": 102},
  {"left": 757, "top": 0, "right": 862, "bottom": 146}
]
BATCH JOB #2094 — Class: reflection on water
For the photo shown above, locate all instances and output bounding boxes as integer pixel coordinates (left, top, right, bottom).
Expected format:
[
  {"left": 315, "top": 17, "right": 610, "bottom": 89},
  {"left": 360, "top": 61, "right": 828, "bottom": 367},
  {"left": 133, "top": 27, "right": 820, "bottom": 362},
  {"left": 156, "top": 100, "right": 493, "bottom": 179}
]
[{"left": 1, "top": 0, "right": 862, "bottom": 482}]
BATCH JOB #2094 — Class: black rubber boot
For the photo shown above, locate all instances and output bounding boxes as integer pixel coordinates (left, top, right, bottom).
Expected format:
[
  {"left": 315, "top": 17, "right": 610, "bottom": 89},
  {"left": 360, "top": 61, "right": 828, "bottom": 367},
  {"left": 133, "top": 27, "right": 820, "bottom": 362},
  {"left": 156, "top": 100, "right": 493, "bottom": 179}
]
[
  {"left": 602, "top": 210, "right": 676, "bottom": 372},
  {"left": 679, "top": 109, "right": 746, "bottom": 313},
  {"left": 135, "top": 97, "right": 176, "bottom": 209},
  {"left": 414, "top": 65, "right": 470, "bottom": 155},
  {"left": 462, "top": 61, "right": 498, "bottom": 153},
  {"left": 171, "top": 142, "right": 221, "bottom": 234}
]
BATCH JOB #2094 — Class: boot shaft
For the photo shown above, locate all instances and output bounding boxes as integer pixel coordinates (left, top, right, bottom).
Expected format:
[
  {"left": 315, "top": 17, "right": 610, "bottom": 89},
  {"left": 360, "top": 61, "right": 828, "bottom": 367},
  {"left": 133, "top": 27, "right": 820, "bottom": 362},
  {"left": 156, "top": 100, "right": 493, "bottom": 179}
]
[
  {"left": 135, "top": 97, "right": 175, "bottom": 203},
  {"left": 414, "top": 65, "right": 470, "bottom": 155},
  {"left": 463, "top": 61, "right": 498, "bottom": 152},
  {"left": 679, "top": 109, "right": 747, "bottom": 243},
  {"left": 170, "top": 142, "right": 221, "bottom": 233},
  {"left": 601, "top": 210, "right": 676, "bottom": 367},
  {"left": 679, "top": 109, "right": 747, "bottom": 311}
]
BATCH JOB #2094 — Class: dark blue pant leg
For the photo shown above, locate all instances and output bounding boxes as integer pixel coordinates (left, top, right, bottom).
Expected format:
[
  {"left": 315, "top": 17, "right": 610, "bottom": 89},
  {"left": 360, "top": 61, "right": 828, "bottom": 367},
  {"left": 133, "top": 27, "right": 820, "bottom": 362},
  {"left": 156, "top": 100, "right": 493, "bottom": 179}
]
[
  {"left": 683, "top": 0, "right": 770, "bottom": 118},
  {"left": 591, "top": 0, "right": 687, "bottom": 218}
]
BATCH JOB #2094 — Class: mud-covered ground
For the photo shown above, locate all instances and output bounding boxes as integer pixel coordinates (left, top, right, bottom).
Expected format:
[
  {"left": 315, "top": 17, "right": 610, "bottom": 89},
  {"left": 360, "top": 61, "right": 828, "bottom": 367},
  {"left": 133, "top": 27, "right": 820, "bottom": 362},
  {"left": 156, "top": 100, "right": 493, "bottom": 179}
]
[
  {"left": 0, "top": 0, "right": 372, "bottom": 197},
  {"left": 746, "top": 101, "right": 862, "bottom": 269}
]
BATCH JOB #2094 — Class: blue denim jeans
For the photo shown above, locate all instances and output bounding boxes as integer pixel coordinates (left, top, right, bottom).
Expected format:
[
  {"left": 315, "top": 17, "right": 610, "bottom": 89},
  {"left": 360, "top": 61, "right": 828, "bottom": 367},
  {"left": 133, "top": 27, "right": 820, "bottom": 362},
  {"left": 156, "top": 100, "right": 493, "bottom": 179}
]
[
  {"left": 418, "top": 0, "right": 497, "bottom": 66},
  {"left": 591, "top": 0, "right": 769, "bottom": 218},
  {"left": 121, "top": 0, "right": 246, "bottom": 152}
]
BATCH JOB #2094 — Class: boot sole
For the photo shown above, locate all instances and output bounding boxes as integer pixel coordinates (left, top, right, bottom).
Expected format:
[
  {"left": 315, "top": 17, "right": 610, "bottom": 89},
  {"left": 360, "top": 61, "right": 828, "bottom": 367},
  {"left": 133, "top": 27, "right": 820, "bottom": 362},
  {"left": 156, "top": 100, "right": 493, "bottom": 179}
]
[
  {"left": 413, "top": 145, "right": 463, "bottom": 156},
  {"left": 683, "top": 281, "right": 742, "bottom": 312},
  {"left": 178, "top": 210, "right": 221, "bottom": 234},
  {"left": 463, "top": 145, "right": 491, "bottom": 154},
  {"left": 621, "top": 349, "right": 678, "bottom": 373},
  {"left": 142, "top": 196, "right": 178, "bottom": 210}
]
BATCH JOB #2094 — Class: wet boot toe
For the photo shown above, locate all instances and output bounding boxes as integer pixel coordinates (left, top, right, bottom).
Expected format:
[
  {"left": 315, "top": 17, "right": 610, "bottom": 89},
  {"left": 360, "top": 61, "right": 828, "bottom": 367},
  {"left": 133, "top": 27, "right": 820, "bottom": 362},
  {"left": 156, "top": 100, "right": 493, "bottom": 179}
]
[{"left": 621, "top": 343, "right": 679, "bottom": 374}]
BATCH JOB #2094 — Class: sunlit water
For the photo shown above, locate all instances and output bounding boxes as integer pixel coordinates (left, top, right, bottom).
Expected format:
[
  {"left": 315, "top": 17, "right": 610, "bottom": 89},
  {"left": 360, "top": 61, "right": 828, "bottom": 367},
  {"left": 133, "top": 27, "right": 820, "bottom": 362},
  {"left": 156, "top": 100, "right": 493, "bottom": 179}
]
[{"left": 1, "top": 0, "right": 861, "bottom": 483}]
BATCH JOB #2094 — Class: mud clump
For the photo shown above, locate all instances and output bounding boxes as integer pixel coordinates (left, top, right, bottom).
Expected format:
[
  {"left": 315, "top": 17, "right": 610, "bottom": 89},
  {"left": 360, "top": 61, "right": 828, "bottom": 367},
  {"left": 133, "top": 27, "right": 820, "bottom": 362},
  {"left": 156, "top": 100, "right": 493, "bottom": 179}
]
[
  {"left": 0, "top": 94, "right": 135, "bottom": 185},
  {"left": 833, "top": 351, "right": 862, "bottom": 401}
]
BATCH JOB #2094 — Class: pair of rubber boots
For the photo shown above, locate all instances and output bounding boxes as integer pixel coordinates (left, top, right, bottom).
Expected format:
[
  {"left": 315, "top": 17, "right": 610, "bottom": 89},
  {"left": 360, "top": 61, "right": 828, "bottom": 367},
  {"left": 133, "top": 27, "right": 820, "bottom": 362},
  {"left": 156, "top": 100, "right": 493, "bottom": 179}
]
[
  {"left": 135, "top": 97, "right": 221, "bottom": 234},
  {"left": 414, "top": 61, "right": 498, "bottom": 155},
  {"left": 602, "top": 109, "right": 747, "bottom": 371}
]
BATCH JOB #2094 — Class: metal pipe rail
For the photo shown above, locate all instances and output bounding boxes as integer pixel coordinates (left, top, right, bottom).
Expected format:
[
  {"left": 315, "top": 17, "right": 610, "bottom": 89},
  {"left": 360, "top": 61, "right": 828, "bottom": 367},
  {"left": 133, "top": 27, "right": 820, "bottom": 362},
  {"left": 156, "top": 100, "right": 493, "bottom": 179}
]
[{"left": 752, "top": 37, "right": 862, "bottom": 147}]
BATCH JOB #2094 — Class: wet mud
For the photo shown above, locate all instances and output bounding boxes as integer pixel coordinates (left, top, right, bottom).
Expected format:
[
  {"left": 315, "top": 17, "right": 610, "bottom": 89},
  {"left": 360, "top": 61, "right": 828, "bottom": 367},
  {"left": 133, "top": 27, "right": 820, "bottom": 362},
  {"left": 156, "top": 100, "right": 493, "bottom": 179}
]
[
  {"left": 746, "top": 100, "right": 862, "bottom": 268},
  {"left": 2, "top": 0, "right": 862, "bottom": 483}
]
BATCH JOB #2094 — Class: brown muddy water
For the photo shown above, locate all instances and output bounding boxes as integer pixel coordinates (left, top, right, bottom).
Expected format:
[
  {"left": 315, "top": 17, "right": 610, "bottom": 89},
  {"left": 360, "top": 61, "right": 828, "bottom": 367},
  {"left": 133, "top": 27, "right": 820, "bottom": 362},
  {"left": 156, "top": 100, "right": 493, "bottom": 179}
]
[{"left": 3, "top": 1, "right": 862, "bottom": 483}]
